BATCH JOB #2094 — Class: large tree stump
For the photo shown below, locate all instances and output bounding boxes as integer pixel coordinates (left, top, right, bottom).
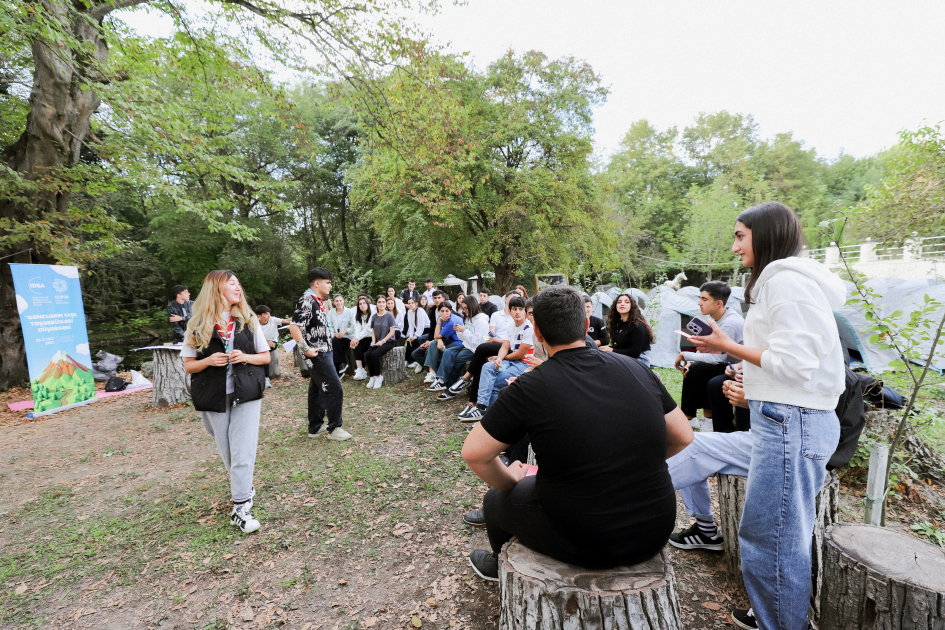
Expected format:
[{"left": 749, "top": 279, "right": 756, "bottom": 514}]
[
  {"left": 716, "top": 470, "right": 839, "bottom": 620},
  {"left": 381, "top": 346, "right": 406, "bottom": 384},
  {"left": 820, "top": 523, "right": 945, "bottom": 630},
  {"left": 498, "top": 540, "right": 682, "bottom": 630},
  {"left": 293, "top": 344, "right": 310, "bottom": 378},
  {"left": 151, "top": 348, "right": 190, "bottom": 407}
]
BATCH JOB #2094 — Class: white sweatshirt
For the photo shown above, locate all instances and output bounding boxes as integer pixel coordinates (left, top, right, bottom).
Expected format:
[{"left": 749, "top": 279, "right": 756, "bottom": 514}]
[
  {"left": 457, "top": 313, "right": 490, "bottom": 351},
  {"left": 405, "top": 308, "right": 430, "bottom": 339},
  {"left": 742, "top": 257, "right": 846, "bottom": 411},
  {"left": 351, "top": 313, "right": 374, "bottom": 341}
]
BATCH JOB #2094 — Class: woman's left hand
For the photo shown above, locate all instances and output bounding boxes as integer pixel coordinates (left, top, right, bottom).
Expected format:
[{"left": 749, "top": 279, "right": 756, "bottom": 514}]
[
  {"left": 228, "top": 349, "right": 248, "bottom": 364},
  {"left": 690, "top": 319, "right": 732, "bottom": 355}
]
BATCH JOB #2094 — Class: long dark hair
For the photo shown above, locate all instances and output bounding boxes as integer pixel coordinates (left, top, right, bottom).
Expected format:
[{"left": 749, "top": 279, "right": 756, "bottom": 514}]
[
  {"left": 736, "top": 201, "right": 804, "bottom": 304},
  {"left": 461, "top": 296, "right": 482, "bottom": 322},
  {"left": 355, "top": 293, "right": 372, "bottom": 324},
  {"left": 607, "top": 293, "right": 655, "bottom": 343}
]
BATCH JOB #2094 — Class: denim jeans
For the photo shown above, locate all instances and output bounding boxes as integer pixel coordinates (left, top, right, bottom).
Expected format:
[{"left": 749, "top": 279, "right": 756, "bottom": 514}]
[
  {"left": 307, "top": 351, "right": 344, "bottom": 434},
  {"left": 436, "top": 346, "right": 473, "bottom": 383},
  {"left": 201, "top": 393, "right": 261, "bottom": 504},
  {"left": 477, "top": 360, "right": 528, "bottom": 408},
  {"left": 666, "top": 430, "right": 754, "bottom": 522},
  {"left": 423, "top": 342, "right": 446, "bottom": 371},
  {"left": 740, "top": 401, "right": 839, "bottom": 630}
]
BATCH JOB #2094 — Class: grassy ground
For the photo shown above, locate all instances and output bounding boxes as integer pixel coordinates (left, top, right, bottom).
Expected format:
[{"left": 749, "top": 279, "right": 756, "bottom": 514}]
[{"left": 0, "top": 359, "right": 940, "bottom": 629}]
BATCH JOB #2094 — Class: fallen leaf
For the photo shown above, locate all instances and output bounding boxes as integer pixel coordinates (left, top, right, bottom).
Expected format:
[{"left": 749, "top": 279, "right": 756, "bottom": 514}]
[
  {"left": 14, "top": 584, "right": 27, "bottom": 595},
  {"left": 364, "top": 617, "right": 378, "bottom": 628},
  {"left": 702, "top": 602, "right": 722, "bottom": 611},
  {"left": 392, "top": 523, "right": 411, "bottom": 537},
  {"left": 337, "top": 580, "right": 347, "bottom": 585},
  {"left": 412, "top": 616, "right": 423, "bottom": 628},
  {"left": 242, "top": 607, "right": 255, "bottom": 622},
  {"left": 427, "top": 598, "right": 435, "bottom": 606},
  {"left": 222, "top": 553, "right": 237, "bottom": 560}
]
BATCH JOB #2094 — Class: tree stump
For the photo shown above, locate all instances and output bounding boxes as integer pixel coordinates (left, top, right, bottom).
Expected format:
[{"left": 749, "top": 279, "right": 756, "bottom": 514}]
[
  {"left": 820, "top": 523, "right": 945, "bottom": 630},
  {"left": 293, "top": 344, "right": 310, "bottom": 378},
  {"left": 381, "top": 346, "right": 406, "bottom": 384},
  {"left": 151, "top": 348, "right": 190, "bottom": 407},
  {"left": 498, "top": 540, "right": 682, "bottom": 630},
  {"left": 717, "top": 470, "right": 839, "bottom": 620}
]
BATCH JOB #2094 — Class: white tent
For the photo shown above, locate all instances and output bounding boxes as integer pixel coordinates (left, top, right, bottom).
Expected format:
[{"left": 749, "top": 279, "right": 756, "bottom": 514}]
[
  {"left": 438, "top": 274, "right": 468, "bottom": 295},
  {"left": 644, "top": 286, "right": 703, "bottom": 368}
]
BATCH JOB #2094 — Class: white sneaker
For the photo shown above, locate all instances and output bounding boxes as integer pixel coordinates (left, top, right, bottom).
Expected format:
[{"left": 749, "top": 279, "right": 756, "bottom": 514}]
[
  {"left": 308, "top": 425, "right": 328, "bottom": 438},
  {"left": 327, "top": 427, "right": 352, "bottom": 441},
  {"left": 414, "top": 364, "right": 424, "bottom": 374},
  {"left": 406, "top": 361, "right": 418, "bottom": 369},
  {"left": 353, "top": 368, "right": 368, "bottom": 381},
  {"left": 366, "top": 376, "right": 377, "bottom": 389},
  {"left": 423, "top": 372, "right": 437, "bottom": 383},
  {"left": 230, "top": 504, "right": 260, "bottom": 534},
  {"left": 373, "top": 375, "right": 384, "bottom": 389}
]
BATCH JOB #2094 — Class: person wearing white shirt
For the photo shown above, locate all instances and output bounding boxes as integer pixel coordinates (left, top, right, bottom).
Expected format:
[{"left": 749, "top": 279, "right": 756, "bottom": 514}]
[
  {"left": 349, "top": 295, "right": 375, "bottom": 380},
  {"left": 327, "top": 295, "right": 356, "bottom": 378},
  {"left": 404, "top": 296, "right": 431, "bottom": 371},
  {"left": 385, "top": 285, "right": 406, "bottom": 317},
  {"left": 433, "top": 297, "right": 490, "bottom": 399},
  {"left": 254, "top": 305, "right": 290, "bottom": 381},
  {"left": 422, "top": 278, "right": 435, "bottom": 302}
]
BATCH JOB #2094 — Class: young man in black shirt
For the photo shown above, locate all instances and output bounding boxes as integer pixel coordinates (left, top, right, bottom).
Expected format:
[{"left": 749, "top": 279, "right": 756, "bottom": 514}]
[
  {"left": 478, "top": 288, "right": 498, "bottom": 318},
  {"left": 400, "top": 280, "right": 420, "bottom": 306},
  {"left": 583, "top": 294, "right": 609, "bottom": 347},
  {"left": 461, "top": 286, "right": 693, "bottom": 580},
  {"left": 166, "top": 285, "right": 193, "bottom": 343}
]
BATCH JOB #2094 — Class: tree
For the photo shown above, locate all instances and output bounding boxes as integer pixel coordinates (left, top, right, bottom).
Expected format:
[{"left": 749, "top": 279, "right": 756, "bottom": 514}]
[
  {"left": 0, "top": 0, "right": 438, "bottom": 390},
  {"left": 668, "top": 181, "right": 742, "bottom": 279}
]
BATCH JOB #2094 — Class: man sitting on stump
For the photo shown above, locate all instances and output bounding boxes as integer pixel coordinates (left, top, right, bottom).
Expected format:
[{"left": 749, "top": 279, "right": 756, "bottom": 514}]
[{"left": 461, "top": 286, "right": 694, "bottom": 580}]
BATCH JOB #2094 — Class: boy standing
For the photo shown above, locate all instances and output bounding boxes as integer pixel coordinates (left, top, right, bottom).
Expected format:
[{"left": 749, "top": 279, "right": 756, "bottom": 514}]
[
  {"left": 167, "top": 285, "right": 193, "bottom": 343},
  {"left": 289, "top": 268, "right": 352, "bottom": 441}
]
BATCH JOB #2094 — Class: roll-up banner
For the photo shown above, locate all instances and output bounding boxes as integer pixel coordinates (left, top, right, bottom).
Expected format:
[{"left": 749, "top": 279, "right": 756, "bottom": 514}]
[{"left": 10, "top": 264, "right": 97, "bottom": 415}]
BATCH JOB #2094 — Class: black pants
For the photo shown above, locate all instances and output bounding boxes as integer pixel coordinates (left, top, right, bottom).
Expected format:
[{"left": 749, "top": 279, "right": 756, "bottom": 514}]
[
  {"left": 483, "top": 476, "right": 666, "bottom": 569},
  {"left": 353, "top": 337, "right": 372, "bottom": 364},
  {"left": 468, "top": 342, "right": 503, "bottom": 403},
  {"left": 307, "top": 351, "right": 344, "bottom": 434},
  {"left": 680, "top": 361, "right": 728, "bottom": 417},
  {"left": 331, "top": 337, "right": 350, "bottom": 371},
  {"left": 707, "top": 374, "right": 751, "bottom": 433},
  {"left": 364, "top": 340, "right": 396, "bottom": 376},
  {"left": 405, "top": 335, "right": 427, "bottom": 364}
]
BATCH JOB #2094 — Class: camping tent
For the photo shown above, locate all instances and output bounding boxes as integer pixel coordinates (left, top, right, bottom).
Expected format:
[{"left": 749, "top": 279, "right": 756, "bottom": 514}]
[
  {"left": 644, "top": 286, "right": 703, "bottom": 368},
  {"left": 589, "top": 291, "right": 612, "bottom": 320},
  {"left": 592, "top": 288, "right": 649, "bottom": 320},
  {"left": 437, "top": 275, "right": 468, "bottom": 299}
]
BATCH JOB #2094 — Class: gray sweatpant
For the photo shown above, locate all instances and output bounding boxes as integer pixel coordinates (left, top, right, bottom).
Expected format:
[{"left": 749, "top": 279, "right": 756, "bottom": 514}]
[{"left": 201, "top": 393, "right": 261, "bottom": 504}]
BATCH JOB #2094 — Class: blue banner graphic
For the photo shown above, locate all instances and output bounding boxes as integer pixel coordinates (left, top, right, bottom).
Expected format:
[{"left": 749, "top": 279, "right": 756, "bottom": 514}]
[{"left": 11, "top": 264, "right": 96, "bottom": 412}]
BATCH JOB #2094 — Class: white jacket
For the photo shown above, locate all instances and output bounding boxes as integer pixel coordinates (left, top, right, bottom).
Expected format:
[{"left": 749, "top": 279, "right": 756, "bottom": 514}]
[
  {"left": 351, "top": 313, "right": 373, "bottom": 341},
  {"left": 457, "top": 313, "right": 490, "bottom": 351},
  {"left": 405, "top": 308, "right": 430, "bottom": 339},
  {"left": 742, "top": 257, "right": 846, "bottom": 411}
]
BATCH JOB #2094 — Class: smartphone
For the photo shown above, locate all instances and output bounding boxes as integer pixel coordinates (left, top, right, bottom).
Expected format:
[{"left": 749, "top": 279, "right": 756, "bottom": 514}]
[{"left": 685, "top": 318, "right": 713, "bottom": 337}]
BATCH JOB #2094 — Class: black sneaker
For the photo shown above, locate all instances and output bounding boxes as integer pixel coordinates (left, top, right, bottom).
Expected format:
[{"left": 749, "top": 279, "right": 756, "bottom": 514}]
[
  {"left": 457, "top": 403, "right": 475, "bottom": 419},
  {"left": 448, "top": 378, "right": 470, "bottom": 394},
  {"left": 462, "top": 508, "right": 486, "bottom": 528},
  {"left": 337, "top": 363, "right": 348, "bottom": 379},
  {"left": 426, "top": 379, "right": 446, "bottom": 392},
  {"left": 730, "top": 608, "right": 757, "bottom": 630},
  {"left": 669, "top": 522, "right": 724, "bottom": 551},
  {"left": 436, "top": 390, "right": 457, "bottom": 401},
  {"left": 468, "top": 550, "right": 498, "bottom": 582},
  {"left": 459, "top": 405, "right": 484, "bottom": 424}
]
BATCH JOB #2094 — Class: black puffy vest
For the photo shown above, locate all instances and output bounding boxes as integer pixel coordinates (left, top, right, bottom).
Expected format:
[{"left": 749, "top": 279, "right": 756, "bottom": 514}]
[{"left": 191, "top": 325, "right": 265, "bottom": 412}]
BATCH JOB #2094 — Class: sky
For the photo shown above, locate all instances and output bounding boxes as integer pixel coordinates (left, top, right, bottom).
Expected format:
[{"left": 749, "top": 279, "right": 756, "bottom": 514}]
[{"left": 119, "top": 0, "right": 945, "bottom": 161}]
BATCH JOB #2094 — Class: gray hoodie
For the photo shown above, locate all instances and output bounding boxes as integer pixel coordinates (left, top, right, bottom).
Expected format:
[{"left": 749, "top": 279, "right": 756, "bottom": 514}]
[{"left": 742, "top": 256, "right": 846, "bottom": 411}]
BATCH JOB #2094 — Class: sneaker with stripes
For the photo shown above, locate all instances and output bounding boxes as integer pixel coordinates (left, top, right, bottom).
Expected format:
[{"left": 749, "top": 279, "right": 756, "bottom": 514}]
[
  {"left": 458, "top": 404, "right": 485, "bottom": 423},
  {"left": 668, "top": 521, "right": 723, "bottom": 551}
]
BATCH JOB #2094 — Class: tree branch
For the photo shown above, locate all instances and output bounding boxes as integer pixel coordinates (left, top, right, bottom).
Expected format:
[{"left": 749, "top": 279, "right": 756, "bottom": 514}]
[{"left": 90, "top": 0, "right": 151, "bottom": 22}]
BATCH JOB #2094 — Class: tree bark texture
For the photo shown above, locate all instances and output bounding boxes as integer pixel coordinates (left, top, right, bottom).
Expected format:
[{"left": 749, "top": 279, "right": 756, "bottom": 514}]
[
  {"left": 150, "top": 348, "right": 190, "bottom": 407},
  {"left": 380, "top": 346, "right": 405, "bottom": 384},
  {"left": 716, "top": 470, "right": 840, "bottom": 621},
  {"left": 498, "top": 540, "right": 681, "bottom": 630},
  {"left": 819, "top": 523, "right": 945, "bottom": 630}
]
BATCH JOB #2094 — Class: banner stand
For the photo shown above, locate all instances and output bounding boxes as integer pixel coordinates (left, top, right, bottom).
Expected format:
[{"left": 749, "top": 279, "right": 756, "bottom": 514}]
[{"left": 27, "top": 397, "right": 99, "bottom": 419}]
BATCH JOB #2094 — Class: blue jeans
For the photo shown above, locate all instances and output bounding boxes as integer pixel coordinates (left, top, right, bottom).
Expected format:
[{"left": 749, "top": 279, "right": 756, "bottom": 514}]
[
  {"left": 423, "top": 342, "right": 444, "bottom": 371},
  {"left": 741, "top": 401, "right": 839, "bottom": 630},
  {"left": 437, "top": 346, "right": 473, "bottom": 383},
  {"left": 666, "top": 430, "right": 754, "bottom": 522},
  {"left": 477, "top": 360, "right": 528, "bottom": 408}
]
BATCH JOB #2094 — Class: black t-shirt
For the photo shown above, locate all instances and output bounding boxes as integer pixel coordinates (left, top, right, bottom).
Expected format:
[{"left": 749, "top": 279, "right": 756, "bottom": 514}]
[
  {"left": 479, "top": 301, "right": 498, "bottom": 318},
  {"left": 587, "top": 315, "right": 609, "bottom": 346},
  {"left": 480, "top": 346, "right": 678, "bottom": 562},
  {"left": 609, "top": 319, "right": 651, "bottom": 358}
]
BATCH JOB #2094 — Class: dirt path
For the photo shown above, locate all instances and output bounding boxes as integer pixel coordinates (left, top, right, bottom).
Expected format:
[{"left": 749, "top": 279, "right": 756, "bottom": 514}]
[{"left": 1, "top": 357, "right": 941, "bottom": 629}]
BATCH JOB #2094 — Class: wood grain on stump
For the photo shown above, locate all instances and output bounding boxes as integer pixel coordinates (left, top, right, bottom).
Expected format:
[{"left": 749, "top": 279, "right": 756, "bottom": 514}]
[
  {"left": 716, "top": 470, "right": 839, "bottom": 620},
  {"left": 381, "top": 346, "right": 406, "bottom": 384},
  {"left": 151, "top": 348, "right": 190, "bottom": 407},
  {"left": 498, "top": 540, "right": 681, "bottom": 630},
  {"left": 820, "top": 523, "right": 945, "bottom": 630}
]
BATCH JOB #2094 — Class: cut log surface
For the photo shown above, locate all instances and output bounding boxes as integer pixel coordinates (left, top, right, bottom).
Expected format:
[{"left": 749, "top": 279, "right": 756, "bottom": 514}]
[
  {"left": 820, "top": 523, "right": 945, "bottom": 630},
  {"left": 151, "top": 348, "right": 190, "bottom": 407},
  {"left": 381, "top": 346, "right": 406, "bottom": 384},
  {"left": 716, "top": 470, "right": 839, "bottom": 620},
  {"left": 498, "top": 540, "right": 681, "bottom": 630}
]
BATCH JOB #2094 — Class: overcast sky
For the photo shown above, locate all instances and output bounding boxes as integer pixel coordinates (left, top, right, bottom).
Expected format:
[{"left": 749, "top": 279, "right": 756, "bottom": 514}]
[{"left": 121, "top": 0, "right": 945, "bottom": 161}]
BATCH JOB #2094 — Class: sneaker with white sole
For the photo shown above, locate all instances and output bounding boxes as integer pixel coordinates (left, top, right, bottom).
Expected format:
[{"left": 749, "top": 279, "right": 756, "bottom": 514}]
[
  {"left": 436, "top": 390, "right": 457, "bottom": 401},
  {"left": 423, "top": 372, "right": 437, "bottom": 383},
  {"left": 327, "top": 427, "right": 352, "bottom": 441},
  {"left": 468, "top": 550, "right": 499, "bottom": 582},
  {"left": 448, "top": 378, "right": 471, "bottom": 394},
  {"left": 457, "top": 403, "right": 475, "bottom": 419},
  {"left": 730, "top": 608, "right": 757, "bottom": 630},
  {"left": 230, "top": 503, "right": 260, "bottom": 534},
  {"left": 366, "top": 376, "right": 377, "bottom": 389},
  {"left": 668, "top": 522, "right": 724, "bottom": 551},
  {"left": 308, "top": 425, "right": 328, "bottom": 438},
  {"left": 459, "top": 405, "right": 485, "bottom": 423},
  {"left": 373, "top": 375, "right": 384, "bottom": 388},
  {"left": 353, "top": 368, "right": 368, "bottom": 381},
  {"left": 406, "top": 361, "right": 418, "bottom": 369},
  {"left": 426, "top": 379, "right": 447, "bottom": 392},
  {"left": 414, "top": 364, "right": 424, "bottom": 374}
]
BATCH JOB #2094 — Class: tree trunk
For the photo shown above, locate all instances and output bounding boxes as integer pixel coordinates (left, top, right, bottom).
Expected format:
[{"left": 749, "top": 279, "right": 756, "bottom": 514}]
[
  {"left": 380, "top": 346, "right": 405, "bottom": 384},
  {"left": 494, "top": 262, "right": 516, "bottom": 295},
  {"left": 340, "top": 183, "right": 352, "bottom": 260},
  {"left": 819, "top": 523, "right": 945, "bottom": 630},
  {"left": 717, "top": 470, "right": 840, "bottom": 622},
  {"left": 498, "top": 540, "right": 682, "bottom": 630},
  {"left": 150, "top": 348, "right": 191, "bottom": 407}
]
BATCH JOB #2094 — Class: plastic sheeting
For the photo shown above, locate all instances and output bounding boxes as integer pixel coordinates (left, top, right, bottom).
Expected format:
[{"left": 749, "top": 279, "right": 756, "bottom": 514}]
[{"left": 644, "top": 286, "right": 703, "bottom": 368}]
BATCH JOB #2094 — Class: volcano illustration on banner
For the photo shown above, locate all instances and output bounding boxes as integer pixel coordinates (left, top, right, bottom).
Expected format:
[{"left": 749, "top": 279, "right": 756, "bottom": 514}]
[{"left": 31, "top": 350, "right": 96, "bottom": 412}]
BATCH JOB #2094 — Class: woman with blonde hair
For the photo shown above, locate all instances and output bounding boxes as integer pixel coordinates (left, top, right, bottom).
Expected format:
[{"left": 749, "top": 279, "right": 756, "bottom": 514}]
[{"left": 182, "top": 270, "right": 271, "bottom": 534}]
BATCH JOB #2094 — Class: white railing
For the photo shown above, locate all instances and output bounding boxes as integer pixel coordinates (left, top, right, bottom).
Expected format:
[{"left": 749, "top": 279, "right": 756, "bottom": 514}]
[{"left": 804, "top": 236, "right": 945, "bottom": 264}]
